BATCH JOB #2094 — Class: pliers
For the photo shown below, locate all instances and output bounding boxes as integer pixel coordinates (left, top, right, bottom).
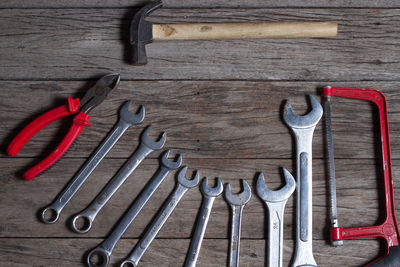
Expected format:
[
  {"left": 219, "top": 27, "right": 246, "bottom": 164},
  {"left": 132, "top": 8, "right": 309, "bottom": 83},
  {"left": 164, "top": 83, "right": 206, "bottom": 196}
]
[{"left": 7, "top": 73, "right": 120, "bottom": 181}]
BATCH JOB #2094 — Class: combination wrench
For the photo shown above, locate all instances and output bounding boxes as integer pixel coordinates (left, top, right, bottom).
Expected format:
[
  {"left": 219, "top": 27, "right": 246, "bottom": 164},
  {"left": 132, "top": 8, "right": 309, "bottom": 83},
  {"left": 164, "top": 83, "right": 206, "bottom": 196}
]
[
  {"left": 256, "top": 169, "right": 295, "bottom": 267},
  {"left": 120, "top": 167, "right": 200, "bottom": 267},
  {"left": 40, "top": 101, "right": 145, "bottom": 224},
  {"left": 86, "top": 150, "right": 182, "bottom": 267},
  {"left": 224, "top": 180, "right": 251, "bottom": 267},
  {"left": 283, "top": 95, "right": 323, "bottom": 267},
  {"left": 184, "top": 177, "right": 223, "bottom": 267},
  {"left": 71, "top": 125, "right": 166, "bottom": 234}
]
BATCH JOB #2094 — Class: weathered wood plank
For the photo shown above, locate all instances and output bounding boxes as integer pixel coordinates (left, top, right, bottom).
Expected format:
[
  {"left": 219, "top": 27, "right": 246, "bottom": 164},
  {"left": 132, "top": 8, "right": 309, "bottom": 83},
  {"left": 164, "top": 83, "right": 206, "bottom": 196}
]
[
  {"left": 1, "top": 81, "right": 399, "bottom": 159},
  {"left": 0, "top": 0, "right": 396, "bottom": 8},
  {"left": 0, "top": 8, "right": 399, "bottom": 80},
  {"left": 0, "top": 238, "right": 381, "bottom": 267},
  {"left": 1, "top": 158, "right": 397, "bottom": 240}
]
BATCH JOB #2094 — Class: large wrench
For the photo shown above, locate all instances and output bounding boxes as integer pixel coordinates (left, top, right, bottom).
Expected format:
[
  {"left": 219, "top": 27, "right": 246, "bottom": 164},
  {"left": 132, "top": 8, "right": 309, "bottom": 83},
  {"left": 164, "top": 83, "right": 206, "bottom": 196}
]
[
  {"left": 120, "top": 167, "right": 200, "bottom": 267},
  {"left": 71, "top": 125, "right": 166, "bottom": 234},
  {"left": 184, "top": 177, "right": 223, "bottom": 267},
  {"left": 256, "top": 169, "right": 295, "bottom": 267},
  {"left": 283, "top": 95, "right": 322, "bottom": 267},
  {"left": 40, "top": 101, "right": 145, "bottom": 224},
  {"left": 224, "top": 180, "right": 251, "bottom": 267},
  {"left": 86, "top": 150, "right": 182, "bottom": 267}
]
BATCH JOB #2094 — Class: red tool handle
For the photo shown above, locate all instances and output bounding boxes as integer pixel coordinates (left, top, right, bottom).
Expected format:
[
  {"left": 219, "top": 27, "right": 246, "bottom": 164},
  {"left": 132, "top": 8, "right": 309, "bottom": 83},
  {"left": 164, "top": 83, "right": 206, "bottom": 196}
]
[
  {"left": 23, "top": 112, "right": 91, "bottom": 181},
  {"left": 7, "top": 97, "right": 81, "bottom": 157},
  {"left": 323, "top": 86, "right": 400, "bottom": 266}
]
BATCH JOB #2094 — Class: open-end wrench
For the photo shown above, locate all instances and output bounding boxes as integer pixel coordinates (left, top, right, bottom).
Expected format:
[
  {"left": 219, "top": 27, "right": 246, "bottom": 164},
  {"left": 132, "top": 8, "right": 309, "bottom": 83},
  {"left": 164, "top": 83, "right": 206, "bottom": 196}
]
[
  {"left": 40, "top": 101, "right": 145, "bottom": 224},
  {"left": 120, "top": 167, "right": 200, "bottom": 267},
  {"left": 256, "top": 169, "right": 295, "bottom": 267},
  {"left": 86, "top": 150, "right": 182, "bottom": 267},
  {"left": 71, "top": 125, "right": 166, "bottom": 234},
  {"left": 224, "top": 180, "right": 251, "bottom": 267},
  {"left": 184, "top": 177, "right": 223, "bottom": 267},
  {"left": 283, "top": 95, "right": 323, "bottom": 267}
]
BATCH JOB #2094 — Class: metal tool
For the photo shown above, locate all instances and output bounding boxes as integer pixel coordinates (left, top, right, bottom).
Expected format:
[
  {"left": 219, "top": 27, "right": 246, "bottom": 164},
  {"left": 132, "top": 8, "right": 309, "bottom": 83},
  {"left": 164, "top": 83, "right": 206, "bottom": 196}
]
[
  {"left": 40, "top": 101, "right": 145, "bottom": 224},
  {"left": 130, "top": 1, "right": 337, "bottom": 65},
  {"left": 322, "top": 86, "right": 400, "bottom": 266},
  {"left": 7, "top": 73, "right": 120, "bottom": 181},
  {"left": 120, "top": 167, "right": 200, "bottom": 267},
  {"left": 71, "top": 125, "right": 166, "bottom": 234},
  {"left": 224, "top": 180, "right": 251, "bottom": 267},
  {"left": 283, "top": 95, "right": 322, "bottom": 267},
  {"left": 256, "top": 169, "right": 295, "bottom": 267},
  {"left": 184, "top": 177, "right": 223, "bottom": 267},
  {"left": 85, "top": 150, "right": 182, "bottom": 267}
]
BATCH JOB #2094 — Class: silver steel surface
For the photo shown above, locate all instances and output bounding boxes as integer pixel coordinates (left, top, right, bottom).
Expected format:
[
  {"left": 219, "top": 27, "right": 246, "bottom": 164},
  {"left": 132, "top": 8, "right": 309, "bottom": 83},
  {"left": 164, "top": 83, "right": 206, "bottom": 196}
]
[
  {"left": 71, "top": 125, "right": 166, "bottom": 234},
  {"left": 120, "top": 167, "right": 200, "bottom": 267},
  {"left": 85, "top": 150, "right": 181, "bottom": 267},
  {"left": 256, "top": 169, "right": 295, "bottom": 267},
  {"left": 283, "top": 95, "right": 322, "bottom": 267},
  {"left": 224, "top": 180, "right": 251, "bottom": 267},
  {"left": 184, "top": 177, "right": 223, "bottom": 267},
  {"left": 41, "top": 101, "right": 145, "bottom": 224},
  {"left": 323, "top": 95, "right": 343, "bottom": 246}
]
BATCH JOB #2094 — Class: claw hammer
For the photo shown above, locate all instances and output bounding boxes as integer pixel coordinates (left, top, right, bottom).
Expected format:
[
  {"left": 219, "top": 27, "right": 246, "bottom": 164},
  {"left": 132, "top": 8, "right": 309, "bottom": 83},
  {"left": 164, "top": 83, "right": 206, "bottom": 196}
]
[
  {"left": 130, "top": 0, "right": 338, "bottom": 65},
  {"left": 323, "top": 86, "right": 400, "bottom": 266}
]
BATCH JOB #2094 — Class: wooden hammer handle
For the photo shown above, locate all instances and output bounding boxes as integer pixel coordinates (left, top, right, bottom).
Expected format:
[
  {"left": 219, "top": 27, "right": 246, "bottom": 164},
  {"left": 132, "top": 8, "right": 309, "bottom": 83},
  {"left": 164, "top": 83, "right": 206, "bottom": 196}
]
[{"left": 153, "top": 22, "right": 337, "bottom": 40}]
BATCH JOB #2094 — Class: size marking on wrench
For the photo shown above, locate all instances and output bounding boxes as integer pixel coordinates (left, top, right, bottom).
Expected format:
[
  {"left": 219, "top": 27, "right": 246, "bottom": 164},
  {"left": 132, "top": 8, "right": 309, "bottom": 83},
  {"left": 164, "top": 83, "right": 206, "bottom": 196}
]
[
  {"left": 184, "top": 177, "right": 223, "bottom": 267},
  {"left": 120, "top": 167, "right": 199, "bottom": 267},
  {"left": 283, "top": 95, "right": 322, "bottom": 267},
  {"left": 41, "top": 101, "right": 145, "bottom": 224},
  {"left": 224, "top": 180, "right": 251, "bottom": 267},
  {"left": 71, "top": 125, "right": 166, "bottom": 234},
  {"left": 256, "top": 169, "right": 295, "bottom": 267},
  {"left": 85, "top": 150, "right": 182, "bottom": 267}
]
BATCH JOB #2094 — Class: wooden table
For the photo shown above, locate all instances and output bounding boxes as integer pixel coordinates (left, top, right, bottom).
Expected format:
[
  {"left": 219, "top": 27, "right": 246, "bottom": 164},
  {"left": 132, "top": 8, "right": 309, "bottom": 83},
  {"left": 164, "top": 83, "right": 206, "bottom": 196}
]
[{"left": 1, "top": 1, "right": 399, "bottom": 266}]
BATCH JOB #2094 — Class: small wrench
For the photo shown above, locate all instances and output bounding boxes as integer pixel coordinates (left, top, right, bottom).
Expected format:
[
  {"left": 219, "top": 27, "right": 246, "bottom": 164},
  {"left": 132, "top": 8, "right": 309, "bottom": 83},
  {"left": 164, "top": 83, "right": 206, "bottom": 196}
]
[
  {"left": 184, "top": 177, "right": 223, "bottom": 267},
  {"left": 224, "top": 180, "right": 251, "bottom": 267},
  {"left": 40, "top": 101, "right": 145, "bottom": 224},
  {"left": 86, "top": 150, "right": 182, "bottom": 267},
  {"left": 71, "top": 125, "right": 166, "bottom": 234},
  {"left": 256, "top": 169, "right": 295, "bottom": 267},
  {"left": 283, "top": 95, "right": 323, "bottom": 267},
  {"left": 120, "top": 167, "right": 200, "bottom": 267}
]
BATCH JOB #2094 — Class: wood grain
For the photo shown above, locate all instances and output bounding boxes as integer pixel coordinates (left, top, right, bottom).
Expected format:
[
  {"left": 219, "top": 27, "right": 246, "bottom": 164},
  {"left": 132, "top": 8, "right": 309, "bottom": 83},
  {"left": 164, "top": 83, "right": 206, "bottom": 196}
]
[
  {"left": 0, "top": 8, "right": 399, "bottom": 80},
  {"left": 0, "top": 0, "right": 397, "bottom": 8},
  {"left": 1, "top": 81, "right": 399, "bottom": 159}
]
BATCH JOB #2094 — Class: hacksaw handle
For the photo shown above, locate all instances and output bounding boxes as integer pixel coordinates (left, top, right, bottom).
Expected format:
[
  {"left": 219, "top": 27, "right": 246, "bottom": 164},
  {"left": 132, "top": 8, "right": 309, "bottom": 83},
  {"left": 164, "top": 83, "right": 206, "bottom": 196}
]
[{"left": 153, "top": 22, "right": 337, "bottom": 40}]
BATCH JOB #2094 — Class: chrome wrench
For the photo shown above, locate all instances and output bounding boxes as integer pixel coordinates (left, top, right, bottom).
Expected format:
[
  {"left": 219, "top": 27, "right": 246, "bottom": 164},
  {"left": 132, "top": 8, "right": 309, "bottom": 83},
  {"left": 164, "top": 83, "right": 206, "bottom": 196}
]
[
  {"left": 86, "top": 150, "right": 182, "bottom": 267},
  {"left": 224, "top": 180, "right": 251, "bottom": 267},
  {"left": 283, "top": 95, "right": 322, "bottom": 267},
  {"left": 41, "top": 101, "right": 145, "bottom": 224},
  {"left": 256, "top": 169, "right": 295, "bottom": 267},
  {"left": 184, "top": 177, "right": 223, "bottom": 267},
  {"left": 71, "top": 125, "right": 166, "bottom": 234},
  {"left": 120, "top": 167, "right": 200, "bottom": 267}
]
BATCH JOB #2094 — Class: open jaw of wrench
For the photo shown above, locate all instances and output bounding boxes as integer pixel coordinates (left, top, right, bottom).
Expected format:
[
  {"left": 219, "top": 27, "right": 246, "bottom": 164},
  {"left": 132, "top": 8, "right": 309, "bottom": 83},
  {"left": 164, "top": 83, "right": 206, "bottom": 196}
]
[
  {"left": 71, "top": 125, "right": 166, "bottom": 234},
  {"left": 85, "top": 150, "right": 182, "bottom": 267},
  {"left": 256, "top": 169, "right": 295, "bottom": 267},
  {"left": 40, "top": 101, "right": 145, "bottom": 224},
  {"left": 224, "top": 180, "right": 251, "bottom": 267},
  {"left": 322, "top": 87, "right": 400, "bottom": 266},
  {"left": 184, "top": 177, "right": 223, "bottom": 267},
  {"left": 120, "top": 167, "right": 200, "bottom": 267},
  {"left": 283, "top": 95, "right": 322, "bottom": 267}
]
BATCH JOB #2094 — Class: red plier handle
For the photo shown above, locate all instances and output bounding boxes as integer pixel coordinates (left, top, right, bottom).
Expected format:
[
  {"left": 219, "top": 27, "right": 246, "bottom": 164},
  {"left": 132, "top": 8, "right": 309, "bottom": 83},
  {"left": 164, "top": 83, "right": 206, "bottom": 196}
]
[{"left": 7, "top": 97, "right": 91, "bottom": 181}]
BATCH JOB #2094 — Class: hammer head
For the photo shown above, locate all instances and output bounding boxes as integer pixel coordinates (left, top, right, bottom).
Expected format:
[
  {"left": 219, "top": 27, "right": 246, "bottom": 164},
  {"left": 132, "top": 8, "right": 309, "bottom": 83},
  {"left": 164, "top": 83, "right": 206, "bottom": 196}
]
[{"left": 130, "top": 0, "right": 163, "bottom": 65}]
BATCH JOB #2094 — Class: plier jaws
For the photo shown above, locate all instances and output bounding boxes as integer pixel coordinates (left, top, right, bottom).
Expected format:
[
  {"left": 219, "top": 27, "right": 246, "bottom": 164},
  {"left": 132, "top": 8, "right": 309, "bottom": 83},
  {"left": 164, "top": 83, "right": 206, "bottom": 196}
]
[{"left": 7, "top": 73, "right": 120, "bottom": 181}]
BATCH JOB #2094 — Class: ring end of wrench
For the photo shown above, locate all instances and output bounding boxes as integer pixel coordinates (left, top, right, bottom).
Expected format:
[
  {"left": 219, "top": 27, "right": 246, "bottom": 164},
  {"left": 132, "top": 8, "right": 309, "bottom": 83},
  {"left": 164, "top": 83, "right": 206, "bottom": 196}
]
[
  {"left": 40, "top": 206, "right": 60, "bottom": 224},
  {"left": 87, "top": 246, "right": 110, "bottom": 267},
  {"left": 71, "top": 213, "right": 93, "bottom": 234},
  {"left": 120, "top": 259, "right": 137, "bottom": 267}
]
